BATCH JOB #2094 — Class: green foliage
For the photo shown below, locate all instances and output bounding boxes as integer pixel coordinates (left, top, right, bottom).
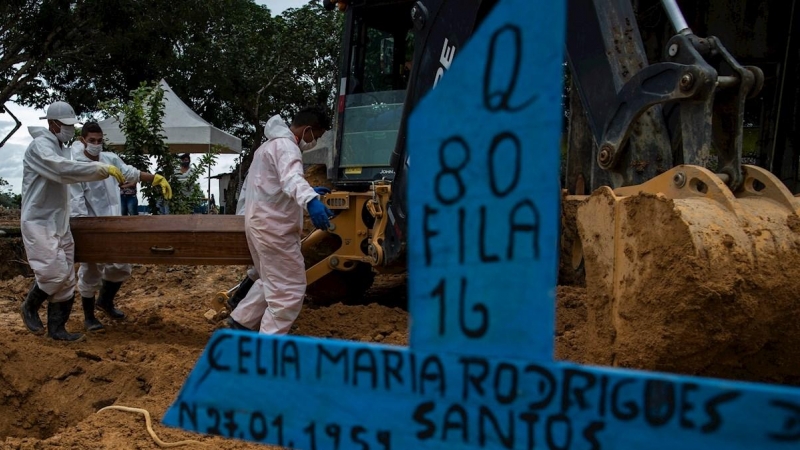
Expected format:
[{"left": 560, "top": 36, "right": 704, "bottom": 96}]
[
  {"left": 5, "top": 1, "right": 343, "bottom": 148},
  {"left": 0, "top": 178, "right": 21, "bottom": 209},
  {"left": 100, "top": 81, "right": 222, "bottom": 215},
  {"left": 100, "top": 81, "right": 174, "bottom": 214},
  {"left": 279, "top": 2, "right": 344, "bottom": 111},
  {"left": 5, "top": 1, "right": 344, "bottom": 212},
  {"left": 167, "top": 1, "right": 343, "bottom": 154},
  {"left": 1, "top": 0, "right": 195, "bottom": 109},
  {"left": 1, "top": 0, "right": 86, "bottom": 107}
]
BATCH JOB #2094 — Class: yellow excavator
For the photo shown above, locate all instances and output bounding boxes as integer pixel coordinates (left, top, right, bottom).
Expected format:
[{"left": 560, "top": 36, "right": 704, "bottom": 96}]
[{"left": 246, "top": 0, "right": 797, "bottom": 381}]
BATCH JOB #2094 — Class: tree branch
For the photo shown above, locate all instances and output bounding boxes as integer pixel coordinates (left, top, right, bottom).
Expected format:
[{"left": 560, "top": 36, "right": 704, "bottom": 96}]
[{"left": 0, "top": 67, "right": 37, "bottom": 106}]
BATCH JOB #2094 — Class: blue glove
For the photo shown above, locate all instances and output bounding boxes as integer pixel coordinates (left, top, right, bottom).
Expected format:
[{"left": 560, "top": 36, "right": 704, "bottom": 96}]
[
  {"left": 314, "top": 186, "right": 331, "bottom": 195},
  {"left": 307, "top": 198, "right": 332, "bottom": 231}
]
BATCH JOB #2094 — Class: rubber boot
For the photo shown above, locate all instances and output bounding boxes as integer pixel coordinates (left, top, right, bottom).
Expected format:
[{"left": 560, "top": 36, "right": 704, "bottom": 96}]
[
  {"left": 81, "top": 295, "right": 104, "bottom": 332},
  {"left": 225, "top": 316, "right": 253, "bottom": 331},
  {"left": 20, "top": 282, "right": 48, "bottom": 335},
  {"left": 227, "top": 276, "right": 255, "bottom": 311},
  {"left": 96, "top": 280, "right": 125, "bottom": 319},
  {"left": 47, "top": 297, "right": 85, "bottom": 342}
]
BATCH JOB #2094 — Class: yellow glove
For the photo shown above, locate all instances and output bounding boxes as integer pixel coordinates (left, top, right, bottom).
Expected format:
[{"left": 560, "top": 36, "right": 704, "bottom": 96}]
[
  {"left": 106, "top": 165, "right": 126, "bottom": 184},
  {"left": 152, "top": 174, "right": 173, "bottom": 200}
]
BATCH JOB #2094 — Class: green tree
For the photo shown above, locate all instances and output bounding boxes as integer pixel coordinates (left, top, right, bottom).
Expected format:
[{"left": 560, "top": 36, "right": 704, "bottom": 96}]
[
  {"left": 161, "top": 1, "right": 343, "bottom": 211},
  {"left": 4, "top": 1, "right": 344, "bottom": 212},
  {"left": 280, "top": 2, "right": 344, "bottom": 111},
  {"left": 100, "top": 82, "right": 173, "bottom": 213},
  {"left": 101, "top": 81, "right": 219, "bottom": 215},
  {"left": 184, "top": 149, "right": 220, "bottom": 214},
  {"left": 1, "top": 0, "right": 89, "bottom": 107},
  {"left": 166, "top": 1, "right": 342, "bottom": 152},
  {"left": 169, "top": 0, "right": 286, "bottom": 154},
  {"left": 1, "top": 0, "right": 205, "bottom": 110},
  {"left": 0, "top": 178, "right": 21, "bottom": 209}
]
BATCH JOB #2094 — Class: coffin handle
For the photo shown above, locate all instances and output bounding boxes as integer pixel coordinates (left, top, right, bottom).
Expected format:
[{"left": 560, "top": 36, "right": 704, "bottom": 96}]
[{"left": 150, "top": 246, "right": 175, "bottom": 255}]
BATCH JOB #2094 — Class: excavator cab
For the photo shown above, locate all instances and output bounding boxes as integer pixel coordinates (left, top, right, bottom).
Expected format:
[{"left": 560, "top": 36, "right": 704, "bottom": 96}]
[
  {"left": 301, "top": 1, "right": 420, "bottom": 305},
  {"left": 305, "top": 1, "right": 499, "bottom": 303},
  {"left": 331, "top": 1, "right": 415, "bottom": 187}
]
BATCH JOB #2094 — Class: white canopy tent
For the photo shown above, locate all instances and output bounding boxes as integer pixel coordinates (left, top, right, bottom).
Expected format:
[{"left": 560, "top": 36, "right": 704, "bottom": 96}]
[{"left": 98, "top": 79, "right": 242, "bottom": 155}]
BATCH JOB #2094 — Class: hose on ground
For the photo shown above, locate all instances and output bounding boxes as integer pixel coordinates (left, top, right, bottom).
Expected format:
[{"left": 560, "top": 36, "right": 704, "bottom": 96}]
[{"left": 97, "top": 405, "right": 207, "bottom": 448}]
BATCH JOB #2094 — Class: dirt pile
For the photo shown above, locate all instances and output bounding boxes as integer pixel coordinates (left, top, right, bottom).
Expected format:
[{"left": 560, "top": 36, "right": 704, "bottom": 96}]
[
  {"left": 0, "top": 264, "right": 597, "bottom": 449},
  {"left": 0, "top": 209, "right": 28, "bottom": 281},
  {"left": 2, "top": 188, "right": 800, "bottom": 447},
  {"left": 0, "top": 266, "right": 412, "bottom": 449},
  {"left": 578, "top": 188, "right": 800, "bottom": 384}
]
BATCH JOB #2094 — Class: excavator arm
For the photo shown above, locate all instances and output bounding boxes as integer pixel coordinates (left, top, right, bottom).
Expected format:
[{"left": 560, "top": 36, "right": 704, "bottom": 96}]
[
  {"left": 305, "top": 0, "right": 794, "bottom": 340},
  {"left": 306, "top": 0, "right": 800, "bottom": 384},
  {"left": 565, "top": 0, "right": 763, "bottom": 193}
]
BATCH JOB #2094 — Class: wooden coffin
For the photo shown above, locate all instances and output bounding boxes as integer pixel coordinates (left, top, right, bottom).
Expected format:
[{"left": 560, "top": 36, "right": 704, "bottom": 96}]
[{"left": 71, "top": 215, "right": 252, "bottom": 265}]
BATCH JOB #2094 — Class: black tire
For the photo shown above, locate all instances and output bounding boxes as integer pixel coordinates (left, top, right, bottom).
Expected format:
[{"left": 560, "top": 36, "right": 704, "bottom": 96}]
[
  {"left": 302, "top": 232, "right": 376, "bottom": 305},
  {"left": 305, "top": 263, "right": 376, "bottom": 306}
]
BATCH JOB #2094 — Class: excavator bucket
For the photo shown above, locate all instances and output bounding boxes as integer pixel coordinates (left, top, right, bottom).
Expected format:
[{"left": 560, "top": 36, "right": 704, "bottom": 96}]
[{"left": 572, "top": 164, "right": 800, "bottom": 383}]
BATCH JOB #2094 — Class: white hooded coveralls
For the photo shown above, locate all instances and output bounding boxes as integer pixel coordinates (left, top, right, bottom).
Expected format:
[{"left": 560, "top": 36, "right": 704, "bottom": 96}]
[
  {"left": 235, "top": 174, "right": 259, "bottom": 282},
  {"left": 69, "top": 143, "right": 139, "bottom": 297},
  {"left": 230, "top": 115, "right": 318, "bottom": 334},
  {"left": 21, "top": 127, "right": 117, "bottom": 302}
]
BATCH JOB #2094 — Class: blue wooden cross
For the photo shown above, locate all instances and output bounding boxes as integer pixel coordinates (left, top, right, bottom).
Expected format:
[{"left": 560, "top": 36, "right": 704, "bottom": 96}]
[{"left": 163, "top": 0, "right": 800, "bottom": 448}]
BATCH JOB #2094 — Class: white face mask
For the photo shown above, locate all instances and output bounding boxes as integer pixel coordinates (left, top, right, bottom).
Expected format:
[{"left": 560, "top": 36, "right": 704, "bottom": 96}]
[
  {"left": 55, "top": 124, "right": 75, "bottom": 143},
  {"left": 86, "top": 143, "right": 103, "bottom": 156},
  {"left": 298, "top": 127, "right": 317, "bottom": 151}
]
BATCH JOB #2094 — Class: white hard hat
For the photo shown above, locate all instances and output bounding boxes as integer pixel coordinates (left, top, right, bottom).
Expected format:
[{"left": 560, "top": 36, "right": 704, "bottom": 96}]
[{"left": 39, "top": 101, "right": 80, "bottom": 125}]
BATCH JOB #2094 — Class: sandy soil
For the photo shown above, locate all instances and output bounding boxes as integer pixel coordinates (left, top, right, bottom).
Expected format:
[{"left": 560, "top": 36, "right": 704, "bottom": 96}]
[
  {"left": 0, "top": 256, "right": 597, "bottom": 449},
  {"left": 577, "top": 189, "right": 800, "bottom": 384},
  {"left": 0, "top": 208, "right": 27, "bottom": 281},
  {"left": 0, "top": 265, "right": 411, "bottom": 449},
  {"left": 3, "top": 185, "right": 800, "bottom": 448}
]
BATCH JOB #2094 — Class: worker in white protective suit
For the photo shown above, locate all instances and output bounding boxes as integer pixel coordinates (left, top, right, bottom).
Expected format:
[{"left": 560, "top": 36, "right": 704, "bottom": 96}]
[
  {"left": 69, "top": 121, "right": 173, "bottom": 332},
  {"left": 19, "top": 101, "right": 127, "bottom": 342},
  {"left": 227, "top": 106, "right": 333, "bottom": 334}
]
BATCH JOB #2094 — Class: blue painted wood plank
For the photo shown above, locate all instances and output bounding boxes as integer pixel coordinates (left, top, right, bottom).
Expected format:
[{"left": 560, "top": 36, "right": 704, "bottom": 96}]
[
  {"left": 163, "top": 331, "right": 800, "bottom": 449},
  {"left": 406, "top": 0, "right": 564, "bottom": 362}
]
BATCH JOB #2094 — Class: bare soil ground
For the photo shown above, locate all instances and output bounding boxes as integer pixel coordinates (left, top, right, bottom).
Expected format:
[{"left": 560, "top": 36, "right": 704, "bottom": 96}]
[
  {"left": 0, "top": 264, "right": 411, "bottom": 450},
  {"left": 0, "top": 208, "right": 28, "bottom": 281},
  {"left": 0, "top": 256, "right": 593, "bottom": 449},
  {"left": 2, "top": 194, "right": 798, "bottom": 448}
]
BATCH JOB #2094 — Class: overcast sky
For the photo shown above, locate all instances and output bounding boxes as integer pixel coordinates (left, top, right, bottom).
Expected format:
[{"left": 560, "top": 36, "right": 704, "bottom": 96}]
[{"left": 0, "top": 0, "right": 310, "bottom": 207}]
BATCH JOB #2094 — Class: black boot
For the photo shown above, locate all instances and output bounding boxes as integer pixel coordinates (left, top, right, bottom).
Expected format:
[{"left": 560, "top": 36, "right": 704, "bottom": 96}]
[
  {"left": 81, "top": 295, "right": 104, "bottom": 332},
  {"left": 20, "top": 282, "right": 48, "bottom": 335},
  {"left": 227, "top": 276, "right": 256, "bottom": 311},
  {"left": 225, "top": 316, "right": 253, "bottom": 331},
  {"left": 47, "top": 297, "right": 85, "bottom": 342},
  {"left": 96, "top": 280, "right": 125, "bottom": 319}
]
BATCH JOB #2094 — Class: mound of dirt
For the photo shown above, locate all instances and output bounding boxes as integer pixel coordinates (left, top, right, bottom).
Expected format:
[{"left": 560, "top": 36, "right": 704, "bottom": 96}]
[
  {"left": 1, "top": 213, "right": 797, "bottom": 448},
  {"left": 0, "top": 266, "right": 415, "bottom": 449},
  {"left": 0, "top": 237, "right": 30, "bottom": 281},
  {"left": 578, "top": 188, "right": 800, "bottom": 384},
  {"left": 0, "top": 265, "right": 595, "bottom": 449},
  {"left": 0, "top": 209, "right": 28, "bottom": 281}
]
